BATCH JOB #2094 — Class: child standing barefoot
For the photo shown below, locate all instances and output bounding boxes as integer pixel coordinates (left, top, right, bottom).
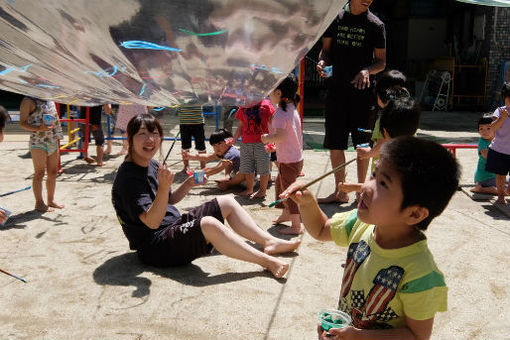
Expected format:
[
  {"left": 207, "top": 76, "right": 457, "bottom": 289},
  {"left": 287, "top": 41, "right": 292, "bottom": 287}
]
[
  {"left": 486, "top": 83, "right": 510, "bottom": 204},
  {"left": 262, "top": 74, "right": 303, "bottom": 235},
  {"left": 233, "top": 99, "right": 274, "bottom": 198}
]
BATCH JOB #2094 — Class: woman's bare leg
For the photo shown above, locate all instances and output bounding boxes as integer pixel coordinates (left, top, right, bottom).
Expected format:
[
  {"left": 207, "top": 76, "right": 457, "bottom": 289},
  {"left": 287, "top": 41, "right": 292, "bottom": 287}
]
[
  {"left": 200, "top": 216, "right": 289, "bottom": 278},
  {"left": 216, "top": 195, "right": 300, "bottom": 254}
]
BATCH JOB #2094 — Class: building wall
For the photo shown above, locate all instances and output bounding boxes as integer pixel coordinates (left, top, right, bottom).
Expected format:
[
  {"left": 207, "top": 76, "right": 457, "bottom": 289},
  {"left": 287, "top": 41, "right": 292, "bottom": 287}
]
[{"left": 487, "top": 7, "right": 510, "bottom": 107}]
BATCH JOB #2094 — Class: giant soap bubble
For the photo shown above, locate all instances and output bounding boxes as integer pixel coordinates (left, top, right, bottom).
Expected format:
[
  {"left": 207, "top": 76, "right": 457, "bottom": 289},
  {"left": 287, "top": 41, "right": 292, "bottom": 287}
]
[{"left": 0, "top": 0, "right": 346, "bottom": 106}]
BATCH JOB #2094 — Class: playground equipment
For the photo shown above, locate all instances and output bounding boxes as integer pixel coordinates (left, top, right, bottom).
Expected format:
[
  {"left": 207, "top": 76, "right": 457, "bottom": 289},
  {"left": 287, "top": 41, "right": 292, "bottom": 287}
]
[{"left": 57, "top": 105, "right": 89, "bottom": 172}]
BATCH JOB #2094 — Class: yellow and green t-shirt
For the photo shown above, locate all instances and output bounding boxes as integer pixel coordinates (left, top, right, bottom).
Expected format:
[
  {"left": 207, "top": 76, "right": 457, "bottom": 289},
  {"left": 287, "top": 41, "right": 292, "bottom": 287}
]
[{"left": 330, "top": 210, "right": 447, "bottom": 329}]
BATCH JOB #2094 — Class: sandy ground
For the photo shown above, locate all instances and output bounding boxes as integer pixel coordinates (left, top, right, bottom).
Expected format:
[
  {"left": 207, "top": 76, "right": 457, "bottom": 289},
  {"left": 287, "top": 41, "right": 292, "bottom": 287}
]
[{"left": 0, "top": 111, "right": 509, "bottom": 340}]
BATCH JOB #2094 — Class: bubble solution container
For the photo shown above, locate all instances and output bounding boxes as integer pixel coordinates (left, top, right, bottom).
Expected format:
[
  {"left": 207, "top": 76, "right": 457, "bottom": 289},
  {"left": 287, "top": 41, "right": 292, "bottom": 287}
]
[
  {"left": 323, "top": 65, "right": 333, "bottom": 78},
  {"left": 318, "top": 309, "right": 351, "bottom": 331},
  {"left": 193, "top": 170, "right": 205, "bottom": 184},
  {"left": 43, "top": 114, "right": 54, "bottom": 126}
]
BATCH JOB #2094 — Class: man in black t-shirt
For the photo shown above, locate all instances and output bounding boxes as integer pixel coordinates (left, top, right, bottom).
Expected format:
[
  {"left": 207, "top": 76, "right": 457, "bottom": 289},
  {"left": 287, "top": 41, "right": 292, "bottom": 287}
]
[
  {"left": 317, "top": 0, "right": 386, "bottom": 204},
  {"left": 79, "top": 104, "right": 111, "bottom": 166}
]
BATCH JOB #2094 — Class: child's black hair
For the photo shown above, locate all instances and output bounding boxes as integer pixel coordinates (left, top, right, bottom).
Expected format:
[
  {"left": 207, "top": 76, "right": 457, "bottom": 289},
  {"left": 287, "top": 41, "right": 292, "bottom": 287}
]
[
  {"left": 376, "top": 70, "right": 407, "bottom": 104},
  {"left": 478, "top": 116, "right": 493, "bottom": 127},
  {"left": 379, "top": 96, "right": 421, "bottom": 138},
  {"left": 0, "top": 105, "right": 10, "bottom": 131},
  {"left": 276, "top": 73, "right": 300, "bottom": 111},
  {"left": 209, "top": 128, "right": 232, "bottom": 145},
  {"left": 501, "top": 82, "right": 510, "bottom": 101},
  {"left": 379, "top": 136, "right": 460, "bottom": 231}
]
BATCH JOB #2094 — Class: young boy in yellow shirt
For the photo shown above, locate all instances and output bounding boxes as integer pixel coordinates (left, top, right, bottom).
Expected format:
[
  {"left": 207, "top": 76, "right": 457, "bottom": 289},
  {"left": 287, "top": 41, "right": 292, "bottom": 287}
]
[{"left": 281, "top": 137, "right": 459, "bottom": 340}]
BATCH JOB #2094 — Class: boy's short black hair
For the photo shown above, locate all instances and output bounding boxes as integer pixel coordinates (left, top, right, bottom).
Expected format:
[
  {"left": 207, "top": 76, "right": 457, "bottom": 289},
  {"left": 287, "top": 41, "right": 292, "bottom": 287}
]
[
  {"left": 502, "top": 82, "right": 510, "bottom": 101},
  {"left": 380, "top": 136, "right": 460, "bottom": 231},
  {"left": 376, "top": 70, "right": 407, "bottom": 103},
  {"left": 380, "top": 97, "right": 421, "bottom": 138},
  {"left": 478, "top": 116, "right": 493, "bottom": 127},
  {"left": 0, "top": 105, "right": 10, "bottom": 131},
  {"left": 209, "top": 128, "right": 232, "bottom": 145}
]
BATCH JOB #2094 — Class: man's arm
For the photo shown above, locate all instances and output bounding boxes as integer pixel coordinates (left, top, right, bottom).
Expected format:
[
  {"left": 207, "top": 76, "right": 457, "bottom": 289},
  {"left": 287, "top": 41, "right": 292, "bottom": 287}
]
[
  {"left": 351, "top": 48, "right": 386, "bottom": 89},
  {"left": 317, "top": 37, "right": 333, "bottom": 78}
]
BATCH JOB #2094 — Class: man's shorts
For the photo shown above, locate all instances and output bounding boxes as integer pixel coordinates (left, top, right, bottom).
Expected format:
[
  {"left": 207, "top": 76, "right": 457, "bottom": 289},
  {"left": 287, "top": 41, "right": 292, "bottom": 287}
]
[
  {"left": 137, "top": 198, "right": 223, "bottom": 267},
  {"left": 323, "top": 84, "right": 376, "bottom": 150},
  {"left": 180, "top": 124, "right": 206, "bottom": 151},
  {"left": 486, "top": 148, "right": 510, "bottom": 176}
]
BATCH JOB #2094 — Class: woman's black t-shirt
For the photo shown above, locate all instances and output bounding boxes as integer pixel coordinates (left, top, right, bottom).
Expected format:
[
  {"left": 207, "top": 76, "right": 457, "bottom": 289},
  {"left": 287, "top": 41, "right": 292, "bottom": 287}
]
[{"left": 112, "top": 159, "right": 180, "bottom": 250}]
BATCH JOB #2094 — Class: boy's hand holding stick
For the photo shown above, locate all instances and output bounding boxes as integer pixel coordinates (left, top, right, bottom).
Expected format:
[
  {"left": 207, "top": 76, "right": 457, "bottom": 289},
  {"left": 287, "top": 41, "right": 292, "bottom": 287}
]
[{"left": 268, "top": 158, "right": 356, "bottom": 207}]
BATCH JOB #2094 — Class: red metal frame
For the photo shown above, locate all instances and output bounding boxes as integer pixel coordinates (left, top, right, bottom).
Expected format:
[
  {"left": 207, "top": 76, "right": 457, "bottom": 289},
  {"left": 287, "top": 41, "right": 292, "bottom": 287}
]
[{"left": 57, "top": 105, "right": 89, "bottom": 172}]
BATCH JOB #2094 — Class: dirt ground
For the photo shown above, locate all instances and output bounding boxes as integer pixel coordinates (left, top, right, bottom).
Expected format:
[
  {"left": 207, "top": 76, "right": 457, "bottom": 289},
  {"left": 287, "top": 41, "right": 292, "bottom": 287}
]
[{"left": 0, "top": 111, "right": 509, "bottom": 340}]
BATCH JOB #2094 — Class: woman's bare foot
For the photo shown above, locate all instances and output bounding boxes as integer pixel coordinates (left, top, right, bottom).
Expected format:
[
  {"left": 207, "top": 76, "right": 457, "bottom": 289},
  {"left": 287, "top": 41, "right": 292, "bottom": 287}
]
[
  {"left": 96, "top": 162, "right": 106, "bottom": 167},
  {"left": 250, "top": 190, "right": 266, "bottom": 199},
  {"left": 264, "top": 238, "right": 301, "bottom": 255},
  {"left": 35, "top": 202, "right": 54, "bottom": 212},
  {"left": 239, "top": 189, "right": 254, "bottom": 197},
  {"left": 48, "top": 201, "right": 65, "bottom": 209},
  {"left": 278, "top": 226, "right": 304, "bottom": 235},
  {"left": 266, "top": 259, "right": 289, "bottom": 279}
]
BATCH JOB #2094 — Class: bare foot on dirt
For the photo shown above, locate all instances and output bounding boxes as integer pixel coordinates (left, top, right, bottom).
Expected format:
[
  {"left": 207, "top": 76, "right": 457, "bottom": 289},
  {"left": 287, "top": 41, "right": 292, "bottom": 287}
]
[
  {"left": 318, "top": 192, "right": 349, "bottom": 204},
  {"left": 117, "top": 149, "right": 127, "bottom": 156},
  {"left": 239, "top": 189, "right": 254, "bottom": 197},
  {"left": 48, "top": 201, "right": 65, "bottom": 209},
  {"left": 95, "top": 162, "right": 106, "bottom": 167},
  {"left": 266, "top": 260, "right": 289, "bottom": 279},
  {"left": 495, "top": 197, "right": 506, "bottom": 204},
  {"left": 84, "top": 157, "right": 95, "bottom": 164},
  {"left": 35, "top": 202, "right": 55, "bottom": 212},
  {"left": 250, "top": 190, "right": 266, "bottom": 199},
  {"left": 273, "top": 213, "right": 290, "bottom": 224},
  {"left": 278, "top": 226, "right": 304, "bottom": 235},
  {"left": 264, "top": 238, "right": 301, "bottom": 255},
  {"left": 215, "top": 180, "right": 229, "bottom": 191}
]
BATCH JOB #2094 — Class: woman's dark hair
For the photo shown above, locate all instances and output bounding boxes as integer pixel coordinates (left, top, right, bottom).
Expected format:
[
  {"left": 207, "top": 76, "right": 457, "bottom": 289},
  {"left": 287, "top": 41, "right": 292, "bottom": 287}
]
[
  {"left": 501, "top": 82, "right": 510, "bottom": 101},
  {"left": 380, "top": 96, "right": 420, "bottom": 138},
  {"left": 209, "top": 128, "right": 232, "bottom": 145},
  {"left": 276, "top": 73, "right": 300, "bottom": 111},
  {"left": 126, "top": 113, "right": 163, "bottom": 159},
  {"left": 380, "top": 137, "right": 460, "bottom": 231},
  {"left": 376, "top": 70, "right": 407, "bottom": 105}
]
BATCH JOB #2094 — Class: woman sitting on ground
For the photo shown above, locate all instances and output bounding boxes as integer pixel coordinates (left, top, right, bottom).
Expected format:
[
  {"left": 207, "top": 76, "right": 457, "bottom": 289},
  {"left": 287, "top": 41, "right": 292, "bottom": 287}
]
[{"left": 111, "top": 113, "right": 300, "bottom": 278}]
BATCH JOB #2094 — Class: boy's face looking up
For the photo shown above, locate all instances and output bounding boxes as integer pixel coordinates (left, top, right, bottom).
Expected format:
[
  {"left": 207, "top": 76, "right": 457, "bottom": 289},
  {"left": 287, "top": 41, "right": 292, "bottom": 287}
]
[
  {"left": 358, "top": 157, "right": 428, "bottom": 231},
  {"left": 478, "top": 123, "right": 494, "bottom": 141}
]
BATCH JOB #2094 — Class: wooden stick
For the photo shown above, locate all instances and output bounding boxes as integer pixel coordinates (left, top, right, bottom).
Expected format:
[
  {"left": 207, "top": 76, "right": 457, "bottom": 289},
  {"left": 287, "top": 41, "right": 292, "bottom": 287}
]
[
  {"left": 0, "top": 268, "right": 27, "bottom": 283},
  {"left": 163, "top": 131, "right": 181, "bottom": 164},
  {"left": 268, "top": 158, "right": 356, "bottom": 208}
]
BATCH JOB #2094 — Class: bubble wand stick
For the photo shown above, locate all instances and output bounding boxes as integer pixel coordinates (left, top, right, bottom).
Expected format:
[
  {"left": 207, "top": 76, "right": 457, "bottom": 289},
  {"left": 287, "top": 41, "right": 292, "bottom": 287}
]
[
  {"left": 0, "top": 268, "right": 27, "bottom": 283},
  {"left": 268, "top": 158, "right": 356, "bottom": 208},
  {"left": 163, "top": 131, "right": 181, "bottom": 164}
]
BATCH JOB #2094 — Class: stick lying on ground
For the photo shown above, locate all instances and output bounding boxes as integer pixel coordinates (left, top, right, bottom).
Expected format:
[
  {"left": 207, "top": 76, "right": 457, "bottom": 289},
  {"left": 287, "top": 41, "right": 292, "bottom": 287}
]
[
  {"left": 268, "top": 158, "right": 356, "bottom": 208},
  {"left": 163, "top": 131, "right": 181, "bottom": 164},
  {"left": 0, "top": 185, "right": 31, "bottom": 197},
  {"left": 0, "top": 268, "right": 27, "bottom": 283}
]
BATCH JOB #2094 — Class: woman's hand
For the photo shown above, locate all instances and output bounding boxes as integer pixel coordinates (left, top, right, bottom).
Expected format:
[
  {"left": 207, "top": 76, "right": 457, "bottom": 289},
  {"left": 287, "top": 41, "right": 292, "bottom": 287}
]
[
  {"left": 317, "top": 324, "right": 358, "bottom": 340},
  {"left": 0, "top": 208, "right": 7, "bottom": 225},
  {"left": 38, "top": 123, "right": 54, "bottom": 132},
  {"left": 158, "top": 162, "right": 174, "bottom": 190}
]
